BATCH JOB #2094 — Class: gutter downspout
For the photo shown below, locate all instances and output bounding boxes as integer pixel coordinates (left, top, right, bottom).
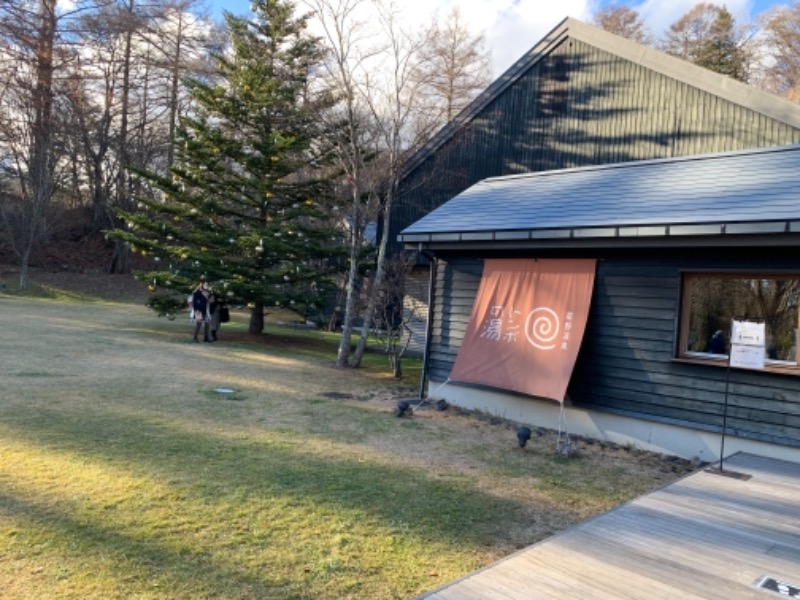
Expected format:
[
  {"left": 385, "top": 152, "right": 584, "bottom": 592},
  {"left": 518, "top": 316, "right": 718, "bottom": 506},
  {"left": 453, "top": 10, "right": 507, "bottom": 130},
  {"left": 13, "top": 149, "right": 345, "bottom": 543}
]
[{"left": 417, "top": 249, "right": 437, "bottom": 400}]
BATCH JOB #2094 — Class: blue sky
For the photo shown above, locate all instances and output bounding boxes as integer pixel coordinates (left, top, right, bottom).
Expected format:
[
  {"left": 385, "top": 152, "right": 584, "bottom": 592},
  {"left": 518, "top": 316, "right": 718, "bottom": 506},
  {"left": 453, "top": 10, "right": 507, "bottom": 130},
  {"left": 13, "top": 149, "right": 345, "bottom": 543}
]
[
  {"left": 208, "top": 0, "right": 248, "bottom": 20},
  {"left": 207, "top": 0, "right": 791, "bottom": 77}
]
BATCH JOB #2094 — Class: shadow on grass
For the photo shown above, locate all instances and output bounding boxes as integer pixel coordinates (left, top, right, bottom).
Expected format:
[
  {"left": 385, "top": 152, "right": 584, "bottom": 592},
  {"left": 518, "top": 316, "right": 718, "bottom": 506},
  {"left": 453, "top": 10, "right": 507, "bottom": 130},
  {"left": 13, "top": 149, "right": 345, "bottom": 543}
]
[
  {"left": 0, "top": 403, "right": 573, "bottom": 595},
  {"left": 0, "top": 489, "right": 290, "bottom": 597},
  {"left": 4, "top": 405, "right": 534, "bottom": 542}
]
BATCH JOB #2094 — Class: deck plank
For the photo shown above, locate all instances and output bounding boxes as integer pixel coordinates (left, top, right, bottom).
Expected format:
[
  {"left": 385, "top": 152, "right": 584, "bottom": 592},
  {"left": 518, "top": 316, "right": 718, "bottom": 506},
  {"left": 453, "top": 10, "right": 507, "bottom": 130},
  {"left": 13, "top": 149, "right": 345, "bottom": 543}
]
[{"left": 416, "top": 453, "right": 800, "bottom": 599}]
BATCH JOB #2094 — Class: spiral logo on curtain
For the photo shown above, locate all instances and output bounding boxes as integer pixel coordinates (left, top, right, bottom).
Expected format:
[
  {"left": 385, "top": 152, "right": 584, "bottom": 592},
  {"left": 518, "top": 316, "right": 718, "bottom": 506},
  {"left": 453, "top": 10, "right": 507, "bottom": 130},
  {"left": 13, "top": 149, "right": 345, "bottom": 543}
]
[{"left": 525, "top": 307, "right": 559, "bottom": 350}]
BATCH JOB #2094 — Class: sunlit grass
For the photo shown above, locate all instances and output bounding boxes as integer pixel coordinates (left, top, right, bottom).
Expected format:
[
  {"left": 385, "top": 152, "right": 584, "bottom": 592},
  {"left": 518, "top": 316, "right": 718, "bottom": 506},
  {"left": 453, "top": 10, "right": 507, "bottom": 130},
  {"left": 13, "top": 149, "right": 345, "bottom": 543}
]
[
  {"left": 0, "top": 297, "right": 694, "bottom": 599},
  {"left": 1, "top": 279, "right": 107, "bottom": 302},
  {"left": 0, "top": 407, "right": 490, "bottom": 598}
]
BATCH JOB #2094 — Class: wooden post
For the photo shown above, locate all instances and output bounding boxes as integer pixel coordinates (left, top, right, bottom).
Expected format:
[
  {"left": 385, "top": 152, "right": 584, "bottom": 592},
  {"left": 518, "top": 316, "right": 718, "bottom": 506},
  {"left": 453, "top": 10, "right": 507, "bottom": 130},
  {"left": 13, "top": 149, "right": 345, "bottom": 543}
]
[{"left": 719, "top": 357, "right": 731, "bottom": 472}]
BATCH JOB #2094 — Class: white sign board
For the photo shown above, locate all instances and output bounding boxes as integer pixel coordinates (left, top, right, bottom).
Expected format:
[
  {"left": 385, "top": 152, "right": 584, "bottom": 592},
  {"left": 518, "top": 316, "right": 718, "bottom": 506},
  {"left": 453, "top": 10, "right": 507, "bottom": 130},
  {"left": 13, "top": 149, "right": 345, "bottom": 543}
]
[
  {"left": 731, "top": 320, "right": 765, "bottom": 347},
  {"left": 729, "top": 320, "right": 765, "bottom": 370},
  {"left": 729, "top": 344, "right": 765, "bottom": 370}
]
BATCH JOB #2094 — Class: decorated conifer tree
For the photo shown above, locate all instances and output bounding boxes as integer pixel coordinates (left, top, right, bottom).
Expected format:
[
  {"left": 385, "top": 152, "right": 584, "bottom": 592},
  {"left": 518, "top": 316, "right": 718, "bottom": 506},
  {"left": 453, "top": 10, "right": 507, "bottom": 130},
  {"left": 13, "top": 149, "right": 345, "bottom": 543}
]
[{"left": 111, "top": 0, "right": 342, "bottom": 333}]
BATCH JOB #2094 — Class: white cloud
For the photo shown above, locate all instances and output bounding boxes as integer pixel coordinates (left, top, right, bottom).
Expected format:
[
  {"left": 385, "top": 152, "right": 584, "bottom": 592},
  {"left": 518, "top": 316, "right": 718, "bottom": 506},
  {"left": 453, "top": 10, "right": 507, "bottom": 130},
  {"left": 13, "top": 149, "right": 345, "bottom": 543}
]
[
  {"left": 633, "top": 0, "right": 759, "bottom": 36},
  {"left": 301, "top": 0, "right": 778, "bottom": 80},
  {"left": 475, "top": 0, "right": 767, "bottom": 75},
  {"left": 481, "top": 0, "right": 593, "bottom": 74},
  {"left": 376, "top": 0, "right": 594, "bottom": 76}
]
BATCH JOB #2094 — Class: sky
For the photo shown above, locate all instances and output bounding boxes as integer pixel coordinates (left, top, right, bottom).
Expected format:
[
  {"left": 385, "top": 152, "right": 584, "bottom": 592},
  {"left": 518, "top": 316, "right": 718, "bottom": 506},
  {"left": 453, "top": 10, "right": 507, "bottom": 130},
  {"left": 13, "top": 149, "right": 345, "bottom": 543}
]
[{"left": 207, "top": 0, "right": 790, "bottom": 77}]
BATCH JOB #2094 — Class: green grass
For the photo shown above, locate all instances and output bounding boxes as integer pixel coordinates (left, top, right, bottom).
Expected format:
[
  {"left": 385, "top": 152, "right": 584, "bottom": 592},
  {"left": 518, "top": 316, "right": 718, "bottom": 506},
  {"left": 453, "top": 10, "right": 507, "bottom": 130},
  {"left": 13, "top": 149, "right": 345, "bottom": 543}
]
[
  {"left": 0, "top": 409, "right": 488, "bottom": 597},
  {"left": 1, "top": 279, "right": 103, "bottom": 302},
  {"left": 0, "top": 297, "right": 693, "bottom": 599},
  {"left": 219, "top": 307, "right": 423, "bottom": 383}
]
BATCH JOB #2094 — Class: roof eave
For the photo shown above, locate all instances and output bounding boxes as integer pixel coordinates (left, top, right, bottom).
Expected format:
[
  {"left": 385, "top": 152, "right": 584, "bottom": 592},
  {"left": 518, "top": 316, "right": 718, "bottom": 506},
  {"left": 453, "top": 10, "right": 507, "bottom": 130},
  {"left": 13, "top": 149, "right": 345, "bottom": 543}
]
[{"left": 400, "top": 220, "right": 800, "bottom": 249}]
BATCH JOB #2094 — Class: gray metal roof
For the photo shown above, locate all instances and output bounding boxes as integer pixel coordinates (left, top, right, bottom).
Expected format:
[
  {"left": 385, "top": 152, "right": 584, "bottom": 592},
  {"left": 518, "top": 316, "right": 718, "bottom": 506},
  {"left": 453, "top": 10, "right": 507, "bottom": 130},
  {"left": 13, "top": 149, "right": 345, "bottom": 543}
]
[{"left": 399, "top": 144, "right": 800, "bottom": 245}]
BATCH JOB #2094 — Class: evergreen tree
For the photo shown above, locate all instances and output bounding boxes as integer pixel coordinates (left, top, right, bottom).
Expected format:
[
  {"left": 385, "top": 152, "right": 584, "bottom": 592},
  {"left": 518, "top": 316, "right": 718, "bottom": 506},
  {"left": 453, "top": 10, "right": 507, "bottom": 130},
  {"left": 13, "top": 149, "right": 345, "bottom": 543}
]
[
  {"left": 694, "top": 7, "right": 749, "bottom": 82},
  {"left": 111, "top": 0, "right": 342, "bottom": 333},
  {"left": 662, "top": 3, "right": 750, "bottom": 83}
]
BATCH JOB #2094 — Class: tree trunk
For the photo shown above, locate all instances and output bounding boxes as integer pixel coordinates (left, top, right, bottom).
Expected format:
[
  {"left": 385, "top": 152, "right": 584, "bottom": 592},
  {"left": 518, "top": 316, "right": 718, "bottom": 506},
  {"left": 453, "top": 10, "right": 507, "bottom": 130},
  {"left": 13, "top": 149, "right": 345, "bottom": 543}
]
[
  {"left": 18, "top": 0, "right": 57, "bottom": 289},
  {"left": 109, "top": 0, "right": 135, "bottom": 274},
  {"left": 18, "top": 249, "right": 31, "bottom": 290},
  {"left": 336, "top": 185, "right": 363, "bottom": 367},
  {"left": 352, "top": 191, "right": 392, "bottom": 367},
  {"left": 249, "top": 300, "right": 265, "bottom": 334},
  {"left": 108, "top": 239, "right": 129, "bottom": 274},
  {"left": 389, "top": 352, "right": 402, "bottom": 378}
]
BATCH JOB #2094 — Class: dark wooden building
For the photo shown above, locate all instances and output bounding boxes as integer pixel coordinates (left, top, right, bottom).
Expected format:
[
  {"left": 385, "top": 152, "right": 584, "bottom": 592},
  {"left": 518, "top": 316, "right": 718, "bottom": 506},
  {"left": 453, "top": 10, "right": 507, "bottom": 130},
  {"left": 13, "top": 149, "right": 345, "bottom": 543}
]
[
  {"left": 393, "top": 17, "right": 800, "bottom": 245},
  {"left": 392, "top": 17, "right": 800, "bottom": 357},
  {"left": 400, "top": 144, "right": 800, "bottom": 461}
]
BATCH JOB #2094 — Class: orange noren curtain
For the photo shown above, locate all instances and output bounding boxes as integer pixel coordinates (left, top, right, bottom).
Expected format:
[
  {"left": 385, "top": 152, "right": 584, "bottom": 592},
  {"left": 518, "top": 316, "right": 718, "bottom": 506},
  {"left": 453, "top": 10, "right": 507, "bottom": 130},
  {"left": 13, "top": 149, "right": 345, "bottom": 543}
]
[{"left": 449, "top": 258, "right": 597, "bottom": 403}]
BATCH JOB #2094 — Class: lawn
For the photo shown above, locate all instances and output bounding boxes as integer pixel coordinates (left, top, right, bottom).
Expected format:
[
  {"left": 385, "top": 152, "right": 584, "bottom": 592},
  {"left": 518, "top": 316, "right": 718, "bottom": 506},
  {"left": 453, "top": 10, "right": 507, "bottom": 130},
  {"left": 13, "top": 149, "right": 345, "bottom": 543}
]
[{"left": 0, "top": 293, "right": 696, "bottom": 599}]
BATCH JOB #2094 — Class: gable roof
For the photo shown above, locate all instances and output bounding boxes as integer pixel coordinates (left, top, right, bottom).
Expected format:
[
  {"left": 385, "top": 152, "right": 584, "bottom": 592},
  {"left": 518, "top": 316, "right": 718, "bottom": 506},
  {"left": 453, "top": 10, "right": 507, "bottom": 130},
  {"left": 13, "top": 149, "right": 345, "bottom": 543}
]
[
  {"left": 401, "top": 17, "right": 800, "bottom": 180},
  {"left": 398, "top": 144, "right": 800, "bottom": 246}
]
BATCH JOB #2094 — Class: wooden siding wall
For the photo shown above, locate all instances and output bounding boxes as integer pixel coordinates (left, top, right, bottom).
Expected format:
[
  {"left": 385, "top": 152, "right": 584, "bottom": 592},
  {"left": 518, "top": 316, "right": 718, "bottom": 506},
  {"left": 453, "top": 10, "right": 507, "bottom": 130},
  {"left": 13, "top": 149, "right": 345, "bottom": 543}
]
[
  {"left": 392, "top": 39, "right": 800, "bottom": 252},
  {"left": 430, "top": 252, "right": 800, "bottom": 449},
  {"left": 402, "top": 268, "right": 429, "bottom": 356},
  {"left": 428, "top": 258, "right": 482, "bottom": 380}
]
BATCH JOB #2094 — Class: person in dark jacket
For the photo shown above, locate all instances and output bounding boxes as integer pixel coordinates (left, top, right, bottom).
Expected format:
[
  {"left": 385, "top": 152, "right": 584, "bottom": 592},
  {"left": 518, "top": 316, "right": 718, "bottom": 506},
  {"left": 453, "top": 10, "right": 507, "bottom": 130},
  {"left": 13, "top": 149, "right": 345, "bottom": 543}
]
[
  {"left": 707, "top": 330, "right": 726, "bottom": 354},
  {"left": 191, "top": 278, "right": 211, "bottom": 342},
  {"left": 208, "top": 287, "right": 223, "bottom": 342}
]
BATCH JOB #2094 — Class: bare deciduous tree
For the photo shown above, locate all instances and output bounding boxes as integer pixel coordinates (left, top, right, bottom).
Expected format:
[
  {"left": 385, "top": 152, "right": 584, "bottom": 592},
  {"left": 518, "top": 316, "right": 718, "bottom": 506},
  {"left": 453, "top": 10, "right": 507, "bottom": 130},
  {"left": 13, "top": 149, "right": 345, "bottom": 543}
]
[
  {"left": 304, "top": 0, "right": 383, "bottom": 367},
  {"left": 308, "top": 0, "right": 490, "bottom": 370},
  {"left": 758, "top": 2, "right": 800, "bottom": 101},
  {"left": 67, "top": 0, "right": 215, "bottom": 271},
  {"left": 0, "top": 0, "right": 62, "bottom": 288},
  {"left": 0, "top": 0, "right": 216, "bottom": 279},
  {"left": 591, "top": 4, "right": 652, "bottom": 45},
  {"left": 372, "top": 253, "right": 416, "bottom": 377},
  {"left": 661, "top": 2, "right": 752, "bottom": 82},
  {"left": 417, "top": 7, "right": 491, "bottom": 122},
  {"left": 140, "top": 0, "right": 221, "bottom": 171},
  {"left": 348, "top": 0, "right": 441, "bottom": 368},
  {"left": 662, "top": 3, "right": 721, "bottom": 60}
]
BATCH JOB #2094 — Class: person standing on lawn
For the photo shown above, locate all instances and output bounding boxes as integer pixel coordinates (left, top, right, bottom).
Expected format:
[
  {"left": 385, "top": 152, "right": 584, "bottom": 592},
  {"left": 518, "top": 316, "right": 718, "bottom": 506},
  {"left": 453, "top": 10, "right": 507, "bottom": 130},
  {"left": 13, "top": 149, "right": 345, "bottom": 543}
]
[
  {"left": 191, "top": 277, "right": 211, "bottom": 342},
  {"left": 208, "top": 286, "right": 222, "bottom": 342}
]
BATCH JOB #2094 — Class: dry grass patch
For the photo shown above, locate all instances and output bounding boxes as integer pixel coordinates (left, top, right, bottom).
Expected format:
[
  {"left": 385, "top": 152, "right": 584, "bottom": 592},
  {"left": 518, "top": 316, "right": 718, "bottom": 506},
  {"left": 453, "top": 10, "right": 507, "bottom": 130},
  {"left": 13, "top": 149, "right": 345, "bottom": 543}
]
[{"left": 0, "top": 294, "right": 696, "bottom": 599}]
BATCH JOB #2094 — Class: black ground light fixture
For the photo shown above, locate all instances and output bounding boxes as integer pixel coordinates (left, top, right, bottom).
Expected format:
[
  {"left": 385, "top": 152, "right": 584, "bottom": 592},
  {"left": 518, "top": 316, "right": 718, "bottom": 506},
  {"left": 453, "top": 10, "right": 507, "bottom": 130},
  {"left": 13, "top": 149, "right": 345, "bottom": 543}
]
[
  {"left": 517, "top": 426, "right": 532, "bottom": 448},
  {"left": 395, "top": 400, "right": 413, "bottom": 417}
]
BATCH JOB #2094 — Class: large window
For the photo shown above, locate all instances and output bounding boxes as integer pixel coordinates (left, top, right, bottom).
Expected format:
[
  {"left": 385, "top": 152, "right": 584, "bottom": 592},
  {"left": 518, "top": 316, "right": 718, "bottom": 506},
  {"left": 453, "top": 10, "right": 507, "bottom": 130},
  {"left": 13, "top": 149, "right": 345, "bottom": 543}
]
[{"left": 679, "top": 273, "right": 800, "bottom": 367}]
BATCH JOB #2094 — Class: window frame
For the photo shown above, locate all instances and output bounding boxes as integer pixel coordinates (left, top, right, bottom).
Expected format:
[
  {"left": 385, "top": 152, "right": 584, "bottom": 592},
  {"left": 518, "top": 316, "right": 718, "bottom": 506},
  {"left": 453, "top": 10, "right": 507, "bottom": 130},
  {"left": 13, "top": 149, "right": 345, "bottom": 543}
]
[{"left": 677, "top": 270, "right": 800, "bottom": 374}]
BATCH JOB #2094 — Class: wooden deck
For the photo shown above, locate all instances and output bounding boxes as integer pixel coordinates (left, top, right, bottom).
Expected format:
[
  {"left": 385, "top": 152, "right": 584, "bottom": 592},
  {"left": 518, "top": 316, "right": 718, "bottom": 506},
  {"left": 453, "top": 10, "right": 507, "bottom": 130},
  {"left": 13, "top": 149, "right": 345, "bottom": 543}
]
[{"left": 418, "top": 453, "right": 800, "bottom": 599}]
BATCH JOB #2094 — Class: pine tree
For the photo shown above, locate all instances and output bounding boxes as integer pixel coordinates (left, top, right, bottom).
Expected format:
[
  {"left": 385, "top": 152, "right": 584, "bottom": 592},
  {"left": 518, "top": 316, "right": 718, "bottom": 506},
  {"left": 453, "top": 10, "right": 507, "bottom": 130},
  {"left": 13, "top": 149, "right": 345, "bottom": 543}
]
[
  {"left": 662, "top": 3, "right": 750, "bottom": 83},
  {"left": 111, "top": 0, "right": 342, "bottom": 333},
  {"left": 694, "top": 7, "right": 749, "bottom": 82}
]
